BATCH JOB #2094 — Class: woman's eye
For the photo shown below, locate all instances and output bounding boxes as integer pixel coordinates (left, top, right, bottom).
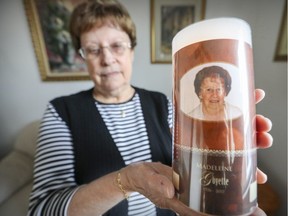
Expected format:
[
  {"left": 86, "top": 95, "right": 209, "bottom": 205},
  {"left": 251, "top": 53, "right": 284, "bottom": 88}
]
[
  {"left": 111, "top": 43, "right": 123, "bottom": 51},
  {"left": 88, "top": 48, "right": 100, "bottom": 55}
]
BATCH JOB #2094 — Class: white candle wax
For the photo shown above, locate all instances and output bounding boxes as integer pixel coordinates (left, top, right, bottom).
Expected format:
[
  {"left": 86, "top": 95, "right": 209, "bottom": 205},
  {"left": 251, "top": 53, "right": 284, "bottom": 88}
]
[{"left": 172, "top": 17, "right": 252, "bottom": 56}]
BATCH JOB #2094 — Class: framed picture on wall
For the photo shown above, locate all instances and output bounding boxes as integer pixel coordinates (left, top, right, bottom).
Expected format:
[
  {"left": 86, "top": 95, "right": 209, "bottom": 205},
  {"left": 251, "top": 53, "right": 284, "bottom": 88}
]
[
  {"left": 274, "top": 0, "right": 287, "bottom": 61},
  {"left": 150, "top": 0, "right": 206, "bottom": 64},
  {"left": 24, "top": 0, "right": 89, "bottom": 81}
]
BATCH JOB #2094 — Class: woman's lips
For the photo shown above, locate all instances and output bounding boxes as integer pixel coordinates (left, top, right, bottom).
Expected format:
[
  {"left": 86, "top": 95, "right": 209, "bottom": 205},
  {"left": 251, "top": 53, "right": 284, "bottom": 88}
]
[
  {"left": 209, "top": 100, "right": 221, "bottom": 104},
  {"left": 101, "top": 71, "right": 120, "bottom": 77}
]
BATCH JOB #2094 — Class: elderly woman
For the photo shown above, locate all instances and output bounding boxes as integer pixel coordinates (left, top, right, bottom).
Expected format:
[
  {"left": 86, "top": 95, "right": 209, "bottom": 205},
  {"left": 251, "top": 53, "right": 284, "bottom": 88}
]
[
  {"left": 27, "top": 1, "right": 272, "bottom": 216},
  {"left": 190, "top": 65, "right": 242, "bottom": 121}
]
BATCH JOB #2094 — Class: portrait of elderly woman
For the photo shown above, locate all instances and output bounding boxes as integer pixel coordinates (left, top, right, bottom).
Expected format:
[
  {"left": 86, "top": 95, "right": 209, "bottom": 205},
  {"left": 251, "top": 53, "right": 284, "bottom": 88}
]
[{"left": 188, "top": 65, "right": 242, "bottom": 121}]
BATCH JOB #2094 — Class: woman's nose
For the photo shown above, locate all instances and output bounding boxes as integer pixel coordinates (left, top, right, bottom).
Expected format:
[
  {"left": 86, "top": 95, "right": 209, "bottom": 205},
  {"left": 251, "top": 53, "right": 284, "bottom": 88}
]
[
  {"left": 210, "top": 89, "right": 221, "bottom": 98},
  {"left": 100, "top": 48, "right": 116, "bottom": 65}
]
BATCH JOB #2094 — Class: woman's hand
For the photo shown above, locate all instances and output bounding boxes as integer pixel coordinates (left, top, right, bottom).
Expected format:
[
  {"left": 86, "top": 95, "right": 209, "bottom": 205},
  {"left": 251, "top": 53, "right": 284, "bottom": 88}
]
[
  {"left": 255, "top": 89, "right": 273, "bottom": 183},
  {"left": 121, "top": 162, "right": 202, "bottom": 216}
]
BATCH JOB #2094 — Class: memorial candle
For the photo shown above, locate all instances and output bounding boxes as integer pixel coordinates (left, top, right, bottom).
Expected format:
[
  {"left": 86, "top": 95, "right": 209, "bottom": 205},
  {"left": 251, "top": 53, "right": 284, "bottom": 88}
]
[{"left": 172, "top": 18, "right": 257, "bottom": 216}]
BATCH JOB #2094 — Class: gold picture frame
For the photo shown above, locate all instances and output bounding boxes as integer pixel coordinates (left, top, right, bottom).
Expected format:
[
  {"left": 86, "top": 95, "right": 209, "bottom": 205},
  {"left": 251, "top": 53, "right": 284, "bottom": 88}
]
[
  {"left": 274, "top": 0, "right": 287, "bottom": 61},
  {"left": 150, "top": 0, "right": 206, "bottom": 64},
  {"left": 24, "top": 0, "right": 89, "bottom": 81}
]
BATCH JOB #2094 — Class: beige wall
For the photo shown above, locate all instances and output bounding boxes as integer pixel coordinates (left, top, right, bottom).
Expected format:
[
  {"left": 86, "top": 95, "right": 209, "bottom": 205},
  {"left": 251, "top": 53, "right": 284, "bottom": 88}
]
[{"left": 0, "top": 0, "right": 286, "bottom": 215}]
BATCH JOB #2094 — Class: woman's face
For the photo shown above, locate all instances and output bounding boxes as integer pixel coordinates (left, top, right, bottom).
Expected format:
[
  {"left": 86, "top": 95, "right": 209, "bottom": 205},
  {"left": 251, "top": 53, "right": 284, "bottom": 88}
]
[
  {"left": 80, "top": 25, "right": 134, "bottom": 95},
  {"left": 199, "top": 76, "right": 226, "bottom": 110}
]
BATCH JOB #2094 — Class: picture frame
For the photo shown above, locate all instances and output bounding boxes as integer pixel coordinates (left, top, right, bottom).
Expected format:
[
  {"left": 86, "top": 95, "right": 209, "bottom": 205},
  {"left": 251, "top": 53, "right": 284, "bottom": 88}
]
[
  {"left": 23, "top": 0, "right": 89, "bottom": 81},
  {"left": 150, "top": 0, "right": 206, "bottom": 64},
  {"left": 274, "top": 1, "right": 287, "bottom": 61}
]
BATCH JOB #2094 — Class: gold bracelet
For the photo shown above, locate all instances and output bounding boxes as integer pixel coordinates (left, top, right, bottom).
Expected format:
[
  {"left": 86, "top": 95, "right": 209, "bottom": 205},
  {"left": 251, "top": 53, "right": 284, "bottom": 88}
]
[{"left": 116, "top": 172, "right": 129, "bottom": 200}]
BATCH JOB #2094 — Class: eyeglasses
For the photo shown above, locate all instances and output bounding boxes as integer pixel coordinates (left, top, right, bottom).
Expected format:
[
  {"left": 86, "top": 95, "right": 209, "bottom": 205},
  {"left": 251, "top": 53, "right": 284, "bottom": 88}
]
[
  {"left": 201, "top": 87, "right": 224, "bottom": 95},
  {"left": 79, "top": 41, "right": 131, "bottom": 60}
]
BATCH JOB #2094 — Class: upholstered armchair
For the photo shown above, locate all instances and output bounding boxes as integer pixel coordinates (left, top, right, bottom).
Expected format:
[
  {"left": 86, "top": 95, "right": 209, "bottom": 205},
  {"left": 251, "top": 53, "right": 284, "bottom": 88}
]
[{"left": 0, "top": 120, "right": 40, "bottom": 216}]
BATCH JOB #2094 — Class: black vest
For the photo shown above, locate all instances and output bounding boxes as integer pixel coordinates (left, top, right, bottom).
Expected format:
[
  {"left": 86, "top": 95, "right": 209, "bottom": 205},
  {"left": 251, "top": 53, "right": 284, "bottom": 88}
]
[{"left": 51, "top": 87, "right": 175, "bottom": 216}]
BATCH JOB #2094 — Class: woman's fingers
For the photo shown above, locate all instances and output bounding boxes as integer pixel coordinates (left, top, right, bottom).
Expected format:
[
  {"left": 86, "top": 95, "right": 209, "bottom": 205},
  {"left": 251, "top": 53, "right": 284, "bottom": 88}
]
[
  {"left": 255, "top": 89, "right": 265, "bottom": 104},
  {"left": 257, "top": 131, "right": 273, "bottom": 149},
  {"left": 256, "top": 168, "right": 268, "bottom": 184},
  {"left": 256, "top": 115, "right": 273, "bottom": 149},
  {"left": 256, "top": 115, "right": 272, "bottom": 132},
  {"left": 254, "top": 90, "right": 273, "bottom": 149}
]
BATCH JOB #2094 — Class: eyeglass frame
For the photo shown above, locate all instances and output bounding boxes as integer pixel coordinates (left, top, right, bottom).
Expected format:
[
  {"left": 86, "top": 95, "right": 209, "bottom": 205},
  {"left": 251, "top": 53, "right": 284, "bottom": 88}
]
[{"left": 78, "top": 41, "right": 132, "bottom": 60}]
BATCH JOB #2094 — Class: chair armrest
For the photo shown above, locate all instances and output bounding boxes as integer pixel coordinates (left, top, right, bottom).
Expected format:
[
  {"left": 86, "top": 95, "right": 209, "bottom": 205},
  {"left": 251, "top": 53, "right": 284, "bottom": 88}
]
[{"left": 0, "top": 151, "right": 33, "bottom": 205}]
